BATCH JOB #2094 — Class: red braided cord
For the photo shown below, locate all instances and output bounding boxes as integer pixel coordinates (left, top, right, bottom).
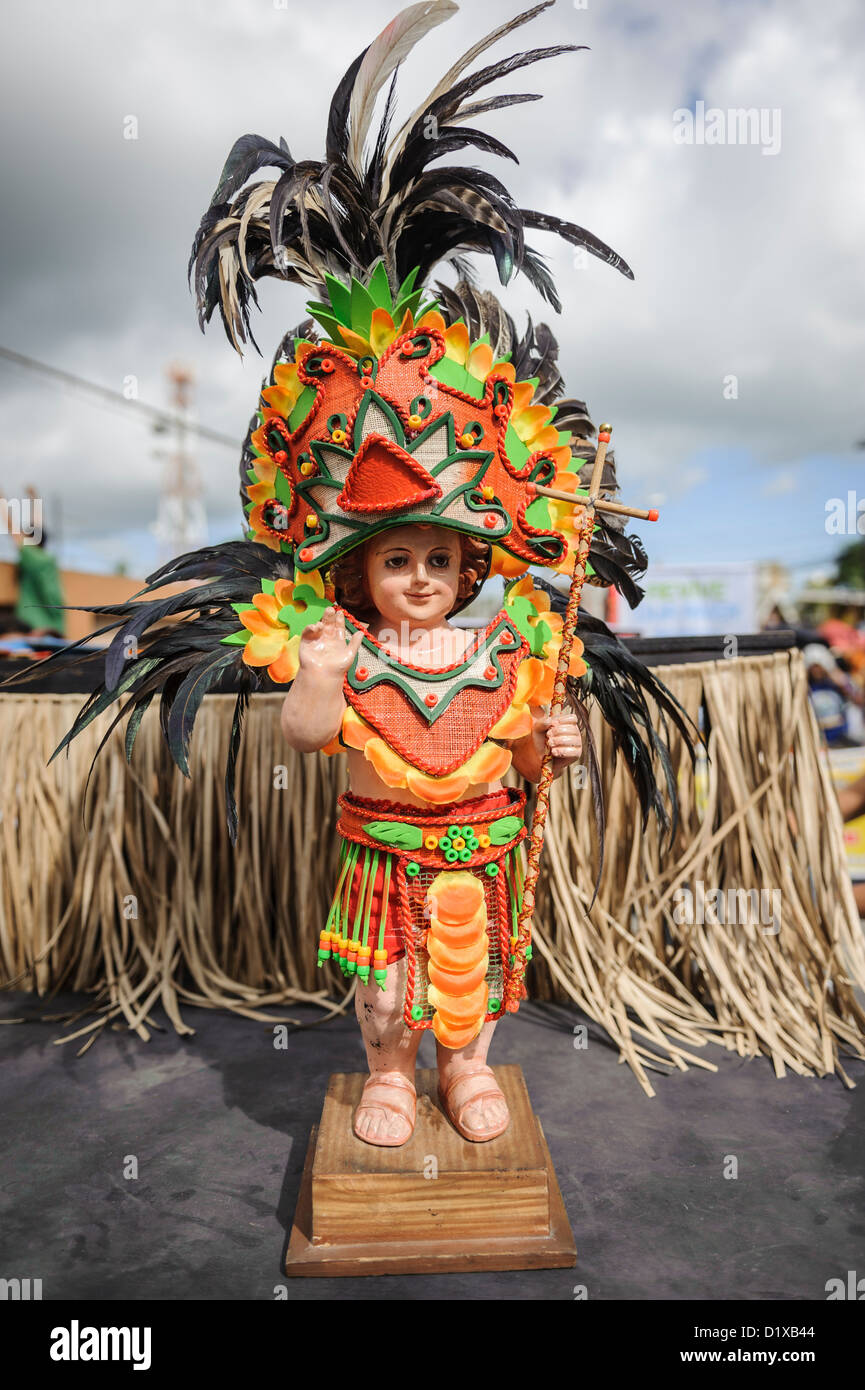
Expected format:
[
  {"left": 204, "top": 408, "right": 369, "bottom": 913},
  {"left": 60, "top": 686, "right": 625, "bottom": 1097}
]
[{"left": 503, "top": 503, "right": 596, "bottom": 1012}]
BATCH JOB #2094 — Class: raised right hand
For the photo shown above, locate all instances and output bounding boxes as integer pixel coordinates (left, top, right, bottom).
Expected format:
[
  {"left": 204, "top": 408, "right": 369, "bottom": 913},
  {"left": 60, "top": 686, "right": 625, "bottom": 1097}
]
[{"left": 298, "top": 605, "right": 364, "bottom": 679}]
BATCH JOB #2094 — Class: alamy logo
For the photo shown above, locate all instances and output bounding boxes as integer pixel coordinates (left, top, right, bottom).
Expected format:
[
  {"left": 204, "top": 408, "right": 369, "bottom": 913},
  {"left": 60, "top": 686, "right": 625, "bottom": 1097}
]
[
  {"left": 673, "top": 881, "right": 781, "bottom": 935},
  {"left": 49, "top": 1321, "right": 152, "bottom": 1371},
  {"left": 0, "top": 1277, "right": 42, "bottom": 1299},
  {"left": 825, "top": 1271, "right": 865, "bottom": 1300},
  {"left": 672, "top": 101, "right": 781, "bottom": 155}
]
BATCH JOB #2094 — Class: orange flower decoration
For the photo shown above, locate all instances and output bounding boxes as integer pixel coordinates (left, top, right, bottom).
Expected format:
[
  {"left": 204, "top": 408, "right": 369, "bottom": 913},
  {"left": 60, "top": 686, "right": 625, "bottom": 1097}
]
[{"left": 231, "top": 570, "right": 329, "bottom": 684}]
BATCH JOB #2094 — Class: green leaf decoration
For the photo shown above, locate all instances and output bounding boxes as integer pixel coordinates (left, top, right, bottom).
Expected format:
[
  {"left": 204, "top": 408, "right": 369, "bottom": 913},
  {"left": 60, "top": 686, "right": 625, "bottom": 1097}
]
[
  {"left": 524, "top": 495, "right": 551, "bottom": 530},
  {"left": 366, "top": 259, "right": 392, "bottom": 309},
  {"left": 396, "top": 265, "right": 420, "bottom": 301},
  {"left": 322, "top": 274, "right": 352, "bottom": 324},
  {"left": 349, "top": 278, "right": 376, "bottom": 340},
  {"left": 401, "top": 288, "right": 426, "bottom": 319},
  {"left": 307, "top": 309, "right": 345, "bottom": 344},
  {"left": 503, "top": 584, "right": 553, "bottom": 658},
  {"left": 291, "top": 582, "right": 326, "bottom": 607},
  {"left": 220, "top": 630, "right": 250, "bottom": 647},
  {"left": 260, "top": 578, "right": 276, "bottom": 595},
  {"left": 366, "top": 821, "right": 424, "bottom": 849},
  {"left": 276, "top": 584, "right": 329, "bottom": 638},
  {"left": 488, "top": 816, "right": 524, "bottom": 845},
  {"left": 306, "top": 262, "right": 441, "bottom": 350},
  {"left": 273, "top": 470, "right": 293, "bottom": 507},
  {"left": 503, "top": 421, "right": 529, "bottom": 466},
  {"left": 288, "top": 385, "right": 317, "bottom": 430},
  {"left": 428, "top": 353, "right": 484, "bottom": 400}
]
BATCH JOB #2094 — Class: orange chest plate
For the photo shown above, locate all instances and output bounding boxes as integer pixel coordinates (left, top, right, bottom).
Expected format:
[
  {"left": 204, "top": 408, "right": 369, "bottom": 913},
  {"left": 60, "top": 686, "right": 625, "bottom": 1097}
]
[{"left": 340, "top": 609, "right": 529, "bottom": 776}]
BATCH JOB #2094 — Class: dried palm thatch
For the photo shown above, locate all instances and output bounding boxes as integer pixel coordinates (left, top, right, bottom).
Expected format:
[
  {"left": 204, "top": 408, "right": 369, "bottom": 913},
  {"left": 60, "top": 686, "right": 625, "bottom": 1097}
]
[
  {"left": 0, "top": 691, "right": 354, "bottom": 1053},
  {"left": 530, "top": 650, "right": 865, "bottom": 1094},
  {"left": 2, "top": 650, "right": 864, "bottom": 1092}
]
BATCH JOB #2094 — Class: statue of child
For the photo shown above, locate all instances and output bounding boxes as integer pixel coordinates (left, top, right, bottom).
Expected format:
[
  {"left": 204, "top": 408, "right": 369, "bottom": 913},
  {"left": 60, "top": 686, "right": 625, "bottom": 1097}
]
[{"left": 280, "top": 522, "right": 583, "bottom": 1147}]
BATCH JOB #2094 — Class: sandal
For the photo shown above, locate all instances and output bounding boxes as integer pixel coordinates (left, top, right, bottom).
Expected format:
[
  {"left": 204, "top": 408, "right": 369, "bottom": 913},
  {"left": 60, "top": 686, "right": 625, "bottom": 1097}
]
[
  {"left": 353, "top": 1071, "right": 417, "bottom": 1148},
  {"left": 438, "top": 1062, "right": 510, "bottom": 1142}
]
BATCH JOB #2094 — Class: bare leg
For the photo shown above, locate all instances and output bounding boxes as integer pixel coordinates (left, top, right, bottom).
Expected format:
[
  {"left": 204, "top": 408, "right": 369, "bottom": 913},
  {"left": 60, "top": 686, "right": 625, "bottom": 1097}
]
[
  {"left": 353, "top": 955, "right": 423, "bottom": 1145},
  {"left": 435, "top": 1018, "right": 509, "bottom": 1140}
]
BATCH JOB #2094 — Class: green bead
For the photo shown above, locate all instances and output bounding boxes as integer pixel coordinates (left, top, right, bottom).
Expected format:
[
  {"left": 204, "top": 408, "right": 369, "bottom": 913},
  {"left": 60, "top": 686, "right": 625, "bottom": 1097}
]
[
  {"left": 406, "top": 861, "right": 420, "bottom": 877},
  {"left": 445, "top": 849, "right": 459, "bottom": 863},
  {"left": 485, "top": 863, "right": 499, "bottom": 877},
  {"left": 448, "top": 824, "right": 460, "bottom": 838},
  {"left": 526, "top": 944, "right": 533, "bottom": 962},
  {"left": 458, "top": 848, "right": 472, "bottom": 863},
  {"left": 489, "top": 998, "right": 501, "bottom": 1012},
  {"left": 461, "top": 826, "right": 473, "bottom": 838},
  {"left": 358, "top": 966, "right": 370, "bottom": 983},
  {"left": 467, "top": 835, "right": 479, "bottom": 850},
  {"left": 439, "top": 837, "right": 452, "bottom": 850},
  {"left": 373, "top": 969, "right": 388, "bottom": 989},
  {"left": 411, "top": 1005, "right": 424, "bottom": 1021}
]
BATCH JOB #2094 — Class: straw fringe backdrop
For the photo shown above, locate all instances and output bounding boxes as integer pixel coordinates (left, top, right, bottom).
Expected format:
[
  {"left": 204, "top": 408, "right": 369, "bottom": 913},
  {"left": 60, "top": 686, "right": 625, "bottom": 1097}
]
[{"left": 1, "top": 650, "right": 864, "bottom": 1095}]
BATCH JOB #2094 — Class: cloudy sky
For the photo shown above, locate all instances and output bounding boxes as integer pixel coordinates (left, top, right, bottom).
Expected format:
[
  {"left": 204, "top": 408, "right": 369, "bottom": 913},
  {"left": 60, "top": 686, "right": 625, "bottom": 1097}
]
[{"left": 1, "top": 0, "right": 863, "bottom": 587}]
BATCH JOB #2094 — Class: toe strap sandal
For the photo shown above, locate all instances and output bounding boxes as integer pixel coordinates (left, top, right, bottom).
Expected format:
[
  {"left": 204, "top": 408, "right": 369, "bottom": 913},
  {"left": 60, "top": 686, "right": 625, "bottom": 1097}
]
[
  {"left": 437, "top": 1062, "right": 509, "bottom": 1143},
  {"left": 353, "top": 1071, "right": 417, "bottom": 1148}
]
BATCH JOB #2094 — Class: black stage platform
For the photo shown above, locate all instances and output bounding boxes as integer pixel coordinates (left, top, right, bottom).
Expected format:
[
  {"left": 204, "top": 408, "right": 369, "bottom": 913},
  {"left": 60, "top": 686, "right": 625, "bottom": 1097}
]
[{"left": 2, "top": 989, "right": 862, "bottom": 1301}]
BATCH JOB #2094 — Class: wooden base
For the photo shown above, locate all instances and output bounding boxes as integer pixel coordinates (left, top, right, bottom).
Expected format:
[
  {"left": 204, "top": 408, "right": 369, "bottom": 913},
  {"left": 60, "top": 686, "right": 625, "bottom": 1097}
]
[{"left": 285, "top": 1064, "right": 576, "bottom": 1276}]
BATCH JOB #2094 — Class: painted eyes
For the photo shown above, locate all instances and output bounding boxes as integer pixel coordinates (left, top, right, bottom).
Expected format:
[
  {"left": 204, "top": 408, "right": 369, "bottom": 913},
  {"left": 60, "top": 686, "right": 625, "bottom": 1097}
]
[{"left": 383, "top": 552, "right": 454, "bottom": 571}]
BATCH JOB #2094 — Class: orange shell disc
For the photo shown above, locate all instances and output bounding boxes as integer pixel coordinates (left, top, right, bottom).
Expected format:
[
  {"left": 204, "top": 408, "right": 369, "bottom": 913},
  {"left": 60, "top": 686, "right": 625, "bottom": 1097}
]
[
  {"left": 427, "top": 872, "right": 486, "bottom": 923},
  {"left": 426, "top": 936, "right": 487, "bottom": 973},
  {"left": 427, "top": 955, "right": 489, "bottom": 996}
]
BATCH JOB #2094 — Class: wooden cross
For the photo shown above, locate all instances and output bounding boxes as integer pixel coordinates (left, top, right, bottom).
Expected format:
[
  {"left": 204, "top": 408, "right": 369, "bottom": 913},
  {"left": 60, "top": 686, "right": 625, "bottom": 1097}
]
[{"left": 504, "top": 425, "right": 660, "bottom": 1012}]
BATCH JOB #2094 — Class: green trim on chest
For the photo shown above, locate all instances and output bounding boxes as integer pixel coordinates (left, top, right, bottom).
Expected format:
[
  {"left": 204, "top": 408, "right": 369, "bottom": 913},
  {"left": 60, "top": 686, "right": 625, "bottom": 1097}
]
[{"left": 341, "top": 610, "right": 525, "bottom": 724}]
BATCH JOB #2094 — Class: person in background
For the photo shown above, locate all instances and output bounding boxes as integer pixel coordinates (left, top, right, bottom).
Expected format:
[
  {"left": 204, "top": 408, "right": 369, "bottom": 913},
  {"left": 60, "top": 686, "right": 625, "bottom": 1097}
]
[
  {"left": 0, "top": 484, "right": 67, "bottom": 639},
  {"left": 804, "top": 643, "right": 863, "bottom": 748}
]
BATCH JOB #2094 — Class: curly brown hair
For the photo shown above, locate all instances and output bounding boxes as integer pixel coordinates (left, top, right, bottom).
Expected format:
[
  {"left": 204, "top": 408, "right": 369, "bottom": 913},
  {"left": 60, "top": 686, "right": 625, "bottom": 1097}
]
[{"left": 327, "top": 528, "right": 490, "bottom": 622}]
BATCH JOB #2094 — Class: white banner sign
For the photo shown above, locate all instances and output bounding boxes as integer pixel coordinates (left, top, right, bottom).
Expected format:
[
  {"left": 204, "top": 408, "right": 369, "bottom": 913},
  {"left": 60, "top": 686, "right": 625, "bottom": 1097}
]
[{"left": 632, "top": 563, "right": 758, "bottom": 637}]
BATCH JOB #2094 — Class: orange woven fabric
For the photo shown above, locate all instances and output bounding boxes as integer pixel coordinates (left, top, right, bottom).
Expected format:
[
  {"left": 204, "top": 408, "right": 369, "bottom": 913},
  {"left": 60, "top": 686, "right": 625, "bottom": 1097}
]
[{"left": 333, "top": 788, "right": 513, "bottom": 964}]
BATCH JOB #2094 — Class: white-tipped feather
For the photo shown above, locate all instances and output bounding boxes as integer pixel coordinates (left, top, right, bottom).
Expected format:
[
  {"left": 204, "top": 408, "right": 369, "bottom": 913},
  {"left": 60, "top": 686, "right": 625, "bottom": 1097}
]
[
  {"left": 191, "top": 0, "right": 632, "bottom": 354},
  {"left": 238, "top": 184, "right": 275, "bottom": 279},
  {"left": 381, "top": 0, "right": 555, "bottom": 193},
  {"left": 347, "top": 0, "right": 458, "bottom": 176}
]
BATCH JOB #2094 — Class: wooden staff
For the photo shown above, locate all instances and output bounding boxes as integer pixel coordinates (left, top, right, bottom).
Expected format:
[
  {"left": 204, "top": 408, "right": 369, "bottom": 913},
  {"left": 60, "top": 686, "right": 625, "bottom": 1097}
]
[
  {"left": 504, "top": 423, "right": 654, "bottom": 1012},
  {"left": 526, "top": 483, "right": 658, "bottom": 524}
]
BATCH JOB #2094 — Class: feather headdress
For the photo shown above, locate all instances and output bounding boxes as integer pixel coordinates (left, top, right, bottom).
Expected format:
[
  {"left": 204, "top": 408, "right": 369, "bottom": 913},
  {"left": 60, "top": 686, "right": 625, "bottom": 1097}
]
[
  {"left": 2, "top": 0, "right": 695, "bottom": 843},
  {"left": 189, "top": 0, "right": 632, "bottom": 354}
]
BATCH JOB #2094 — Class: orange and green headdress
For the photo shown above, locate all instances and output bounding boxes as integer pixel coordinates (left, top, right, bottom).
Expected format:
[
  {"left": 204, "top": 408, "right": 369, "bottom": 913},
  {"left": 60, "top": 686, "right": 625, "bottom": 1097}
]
[
  {"left": 6, "top": 1, "right": 676, "bottom": 847},
  {"left": 190, "top": 0, "right": 643, "bottom": 592}
]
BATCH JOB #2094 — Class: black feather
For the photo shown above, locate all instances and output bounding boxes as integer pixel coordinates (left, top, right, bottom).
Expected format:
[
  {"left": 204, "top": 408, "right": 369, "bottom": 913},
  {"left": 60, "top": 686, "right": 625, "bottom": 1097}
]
[
  {"left": 225, "top": 688, "right": 251, "bottom": 845},
  {"left": 530, "top": 579, "right": 701, "bottom": 843},
  {"left": 188, "top": 9, "right": 630, "bottom": 354},
  {"left": 0, "top": 539, "right": 284, "bottom": 840}
]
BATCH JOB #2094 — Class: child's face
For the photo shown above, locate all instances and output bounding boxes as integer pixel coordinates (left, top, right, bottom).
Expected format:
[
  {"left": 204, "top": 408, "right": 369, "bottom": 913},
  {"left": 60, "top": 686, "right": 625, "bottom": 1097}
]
[{"left": 363, "top": 525, "right": 461, "bottom": 629}]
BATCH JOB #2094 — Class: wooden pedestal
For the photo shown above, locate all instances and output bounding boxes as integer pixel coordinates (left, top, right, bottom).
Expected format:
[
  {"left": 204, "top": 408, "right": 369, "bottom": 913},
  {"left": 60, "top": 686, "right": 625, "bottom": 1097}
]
[{"left": 285, "top": 1063, "right": 576, "bottom": 1276}]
